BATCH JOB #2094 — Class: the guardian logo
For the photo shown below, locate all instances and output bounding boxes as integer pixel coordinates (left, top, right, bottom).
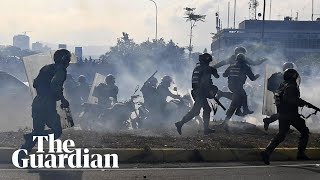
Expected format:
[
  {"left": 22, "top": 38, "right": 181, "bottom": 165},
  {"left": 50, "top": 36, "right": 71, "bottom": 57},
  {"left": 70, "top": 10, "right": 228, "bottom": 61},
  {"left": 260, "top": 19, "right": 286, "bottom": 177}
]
[{"left": 12, "top": 134, "right": 119, "bottom": 169}]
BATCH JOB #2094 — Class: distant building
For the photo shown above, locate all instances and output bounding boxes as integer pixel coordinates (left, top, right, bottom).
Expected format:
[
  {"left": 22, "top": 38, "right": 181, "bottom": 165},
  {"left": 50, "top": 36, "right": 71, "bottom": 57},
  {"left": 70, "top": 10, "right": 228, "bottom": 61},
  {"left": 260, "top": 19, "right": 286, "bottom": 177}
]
[
  {"left": 58, "top": 44, "right": 67, "bottom": 49},
  {"left": 32, "top": 42, "right": 42, "bottom": 52},
  {"left": 32, "top": 42, "right": 51, "bottom": 53},
  {"left": 75, "top": 47, "right": 83, "bottom": 63},
  {"left": 211, "top": 18, "right": 320, "bottom": 59},
  {"left": 13, "top": 34, "right": 30, "bottom": 50}
]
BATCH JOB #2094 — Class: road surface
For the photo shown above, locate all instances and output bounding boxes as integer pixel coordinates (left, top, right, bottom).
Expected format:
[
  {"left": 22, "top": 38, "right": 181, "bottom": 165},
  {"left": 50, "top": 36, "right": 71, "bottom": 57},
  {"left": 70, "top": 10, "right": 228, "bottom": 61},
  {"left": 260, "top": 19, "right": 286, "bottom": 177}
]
[{"left": 0, "top": 161, "right": 319, "bottom": 180}]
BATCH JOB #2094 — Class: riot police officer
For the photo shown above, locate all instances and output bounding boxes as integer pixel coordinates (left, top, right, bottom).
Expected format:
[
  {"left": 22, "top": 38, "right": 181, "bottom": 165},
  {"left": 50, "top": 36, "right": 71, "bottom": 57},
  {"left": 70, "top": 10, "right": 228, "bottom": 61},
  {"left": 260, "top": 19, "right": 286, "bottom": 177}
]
[
  {"left": 141, "top": 76, "right": 159, "bottom": 116},
  {"left": 157, "top": 75, "right": 181, "bottom": 108},
  {"left": 64, "top": 74, "right": 78, "bottom": 105},
  {"left": 261, "top": 68, "right": 315, "bottom": 165},
  {"left": 263, "top": 62, "right": 295, "bottom": 130},
  {"left": 77, "top": 75, "right": 90, "bottom": 104},
  {"left": 223, "top": 53, "right": 260, "bottom": 127},
  {"left": 175, "top": 53, "right": 219, "bottom": 135},
  {"left": 19, "top": 49, "right": 71, "bottom": 162},
  {"left": 93, "top": 74, "right": 118, "bottom": 108},
  {"left": 213, "top": 46, "right": 268, "bottom": 69}
]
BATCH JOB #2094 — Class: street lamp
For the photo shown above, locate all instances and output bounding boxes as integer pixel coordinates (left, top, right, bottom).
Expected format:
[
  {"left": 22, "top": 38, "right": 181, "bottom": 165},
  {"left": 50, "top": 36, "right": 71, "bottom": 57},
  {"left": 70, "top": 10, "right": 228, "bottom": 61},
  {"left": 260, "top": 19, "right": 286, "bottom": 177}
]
[{"left": 148, "top": 0, "right": 158, "bottom": 41}]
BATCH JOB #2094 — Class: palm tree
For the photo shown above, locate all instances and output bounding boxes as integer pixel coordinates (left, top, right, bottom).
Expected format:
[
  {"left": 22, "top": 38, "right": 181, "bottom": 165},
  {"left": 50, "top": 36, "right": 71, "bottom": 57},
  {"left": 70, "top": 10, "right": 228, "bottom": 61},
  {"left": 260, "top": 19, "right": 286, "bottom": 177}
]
[{"left": 184, "top": 7, "right": 206, "bottom": 60}]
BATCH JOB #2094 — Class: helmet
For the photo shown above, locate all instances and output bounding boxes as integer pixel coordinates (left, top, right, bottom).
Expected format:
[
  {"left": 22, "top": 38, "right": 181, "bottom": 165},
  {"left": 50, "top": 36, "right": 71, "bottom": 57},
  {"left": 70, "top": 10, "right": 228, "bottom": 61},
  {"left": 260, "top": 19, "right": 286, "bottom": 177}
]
[
  {"left": 161, "top": 75, "right": 173, "bottom": 84},
  {"left": 78, "top": 75, "right": 86, "bottom": 83},
  {"left": 54, "top": 49, "right": 71, "bottom": 65},
  {"left": 283, "top": 68, "right": 299, "bottom": 81},
  {"left": 199, "top": 53, "right": 213, "bottom": 63},
  {"left": 105, "top": 74, "right": 115, "bottom": 84},
  {"left": 234, "top": 46, "right": 247, "bottom": 55},
  {"left": 149, "top": 77, "right": 158, "bottom": 85},
  {"left": 236, "top": 53, "right": 246, "bottom": 63},
  {"left": 282, "top": 62, "right": 295, "bottom": 71}
]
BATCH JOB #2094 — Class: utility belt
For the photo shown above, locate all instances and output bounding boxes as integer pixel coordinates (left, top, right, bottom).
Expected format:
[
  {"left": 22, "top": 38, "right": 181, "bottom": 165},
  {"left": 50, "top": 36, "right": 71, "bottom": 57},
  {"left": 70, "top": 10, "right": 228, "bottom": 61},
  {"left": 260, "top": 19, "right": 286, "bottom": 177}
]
[{"left": 191, "top": 85, "right": 218, "bottom": 99}]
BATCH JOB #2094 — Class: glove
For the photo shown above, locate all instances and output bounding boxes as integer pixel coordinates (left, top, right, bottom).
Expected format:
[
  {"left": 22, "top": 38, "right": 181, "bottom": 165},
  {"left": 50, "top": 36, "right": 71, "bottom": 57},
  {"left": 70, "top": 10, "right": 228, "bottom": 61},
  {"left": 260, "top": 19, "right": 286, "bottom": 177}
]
[{"left": 60, "top": 98, "right": 70, "bottom": 109}]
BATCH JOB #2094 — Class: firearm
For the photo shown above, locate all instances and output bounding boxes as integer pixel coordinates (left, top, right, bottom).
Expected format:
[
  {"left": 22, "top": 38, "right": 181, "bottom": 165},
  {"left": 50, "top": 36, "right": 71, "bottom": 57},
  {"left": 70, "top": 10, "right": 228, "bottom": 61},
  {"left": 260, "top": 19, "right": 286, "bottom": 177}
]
[
  {"left": 212, "top": 96, "right": 226, "bottom": 111},
  {"left": 141, "top": 70, "right": 158, "bottom": 90},
  {"left": 65, "top": 107, "right": 75, "bottom": 127},
  {"left": 306, "top": 102, "right": 320, "bottom": 112}
]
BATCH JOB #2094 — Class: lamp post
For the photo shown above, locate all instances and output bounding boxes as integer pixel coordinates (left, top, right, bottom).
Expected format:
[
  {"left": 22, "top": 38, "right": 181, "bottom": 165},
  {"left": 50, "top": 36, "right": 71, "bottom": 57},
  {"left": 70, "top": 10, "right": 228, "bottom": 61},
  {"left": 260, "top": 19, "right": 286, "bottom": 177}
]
[{"left": 149, "top": 0, "right": 158, "bottom": 41}]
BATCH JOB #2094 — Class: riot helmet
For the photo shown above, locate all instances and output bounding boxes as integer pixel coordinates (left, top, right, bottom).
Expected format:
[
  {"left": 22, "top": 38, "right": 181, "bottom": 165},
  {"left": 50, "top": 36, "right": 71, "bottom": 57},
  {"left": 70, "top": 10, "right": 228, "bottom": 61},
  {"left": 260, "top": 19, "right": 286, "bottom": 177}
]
[
  {"left": 78, "top": 75, "right": 86, "bottom": 83},
  {"left": 234, "top": 46, "right": 247, "bottom": 55},
  {"left": 105, "top": 74, "right": 115, "bottom": 84},
  {"left": 282, "top": 62, "right": 295, "bottom": 71},
  {"left": 54, "top": 49, "right": 71, "bottom": 66},
  {"left": 236, "top": 53, "right": 246, "bottom": 63},
  {"left": 161, "top": 75, "right": 173, "bottom": 87},
  {"left": 199, "top": 53, "right": 213, "bottom": 64},
  {"left": 149, "top": 77, "right": 158, "bottom": 86},
  {"left": 283, "top": 68, "right": 300, "bottom": 83}
]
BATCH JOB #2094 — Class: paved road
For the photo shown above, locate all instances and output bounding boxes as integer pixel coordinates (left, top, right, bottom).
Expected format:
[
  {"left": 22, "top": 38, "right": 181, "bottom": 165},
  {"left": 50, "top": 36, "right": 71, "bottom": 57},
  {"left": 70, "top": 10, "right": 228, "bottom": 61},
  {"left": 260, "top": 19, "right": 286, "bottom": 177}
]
[{"left": 0, "top": 162, "right": 319, "bottom": 180}]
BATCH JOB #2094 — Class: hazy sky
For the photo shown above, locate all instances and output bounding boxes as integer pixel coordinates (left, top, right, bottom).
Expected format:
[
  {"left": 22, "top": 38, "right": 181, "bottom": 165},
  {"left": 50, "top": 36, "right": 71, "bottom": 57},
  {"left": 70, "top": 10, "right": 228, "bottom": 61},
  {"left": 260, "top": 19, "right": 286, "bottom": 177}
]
[{"left": 0, "top": 0, "right": 318, "bottom": 52}]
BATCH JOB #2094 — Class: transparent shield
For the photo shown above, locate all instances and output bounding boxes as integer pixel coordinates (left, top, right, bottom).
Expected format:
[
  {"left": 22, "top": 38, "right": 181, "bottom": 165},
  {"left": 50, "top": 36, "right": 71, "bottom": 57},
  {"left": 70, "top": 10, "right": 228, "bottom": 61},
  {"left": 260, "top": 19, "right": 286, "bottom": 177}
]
[
  {"left": 23, "top": 53, "right": 52, "bottom": 97},
  {"left": 23, "top": 52, "right": 74, "bottom": 129},
  {"left": 262, "top": 64, "right": 279, "bottom": 116},
  {"left": 87, "top": 73, "right": 106, "bottom": 104}
]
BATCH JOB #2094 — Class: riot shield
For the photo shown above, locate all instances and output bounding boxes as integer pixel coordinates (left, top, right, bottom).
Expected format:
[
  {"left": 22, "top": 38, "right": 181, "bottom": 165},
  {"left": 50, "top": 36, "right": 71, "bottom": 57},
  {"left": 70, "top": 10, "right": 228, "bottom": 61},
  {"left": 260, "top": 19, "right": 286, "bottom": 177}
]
[
  {"left": 262, "top": 64, "right": 279, "bottom": 116},
  {"left": 87, "top": 73, "right": 106, "bottom": 104},
  {"left": 23, "top": 52, "right": 75, "bottom": 129}
]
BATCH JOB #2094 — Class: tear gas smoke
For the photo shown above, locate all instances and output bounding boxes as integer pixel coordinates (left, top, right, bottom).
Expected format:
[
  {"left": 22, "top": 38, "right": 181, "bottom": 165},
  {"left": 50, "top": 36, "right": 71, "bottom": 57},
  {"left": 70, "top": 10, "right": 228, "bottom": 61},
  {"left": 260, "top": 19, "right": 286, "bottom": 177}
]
[{"left": 1, "top": 39, "right": 320, "bottom": 134}]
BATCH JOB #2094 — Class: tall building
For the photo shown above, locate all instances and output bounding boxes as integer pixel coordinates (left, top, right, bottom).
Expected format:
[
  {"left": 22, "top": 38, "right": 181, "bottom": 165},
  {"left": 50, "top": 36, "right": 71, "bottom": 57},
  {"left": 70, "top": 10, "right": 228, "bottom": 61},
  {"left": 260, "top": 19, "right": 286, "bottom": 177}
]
[
  {"left": 32, "top": 42, "right": 43, "bottom": 52},
  {"left": 32, "top": 42, "right": 51, "bottom": 53},
  {"left": 58, "top": 44, "right": 67, "bottom": 49},
  {"left": 211, "top": 18, "right": 320, "bottom": 58},
  {"left": 75, "top": 47, "right": 83, "bottom": 62},
  {"left": 13, "top": 34, "right": 30, "bottom": 50}
]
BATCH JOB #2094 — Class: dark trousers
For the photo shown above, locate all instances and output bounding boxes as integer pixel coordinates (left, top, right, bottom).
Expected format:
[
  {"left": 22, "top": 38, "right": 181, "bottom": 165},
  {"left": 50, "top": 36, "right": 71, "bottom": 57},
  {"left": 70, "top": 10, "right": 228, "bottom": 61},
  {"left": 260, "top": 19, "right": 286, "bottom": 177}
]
[
  {"left": 225, "top": 85, "right": 247, "bottom": 120},
  {"left": 180, "top": 90, "right": 211, "bottom": 130},
  {"left": 264, "top": 113, "right": 279, "bottom": 124},
  {"left": 21, "top": 96, "right": 62, "bottom": 153},
  {"left": 216, "top": 90, "right": 233, "bottom": 100},
  {"left": 265, "top": 114, "right": 309, "bottom": 155}
]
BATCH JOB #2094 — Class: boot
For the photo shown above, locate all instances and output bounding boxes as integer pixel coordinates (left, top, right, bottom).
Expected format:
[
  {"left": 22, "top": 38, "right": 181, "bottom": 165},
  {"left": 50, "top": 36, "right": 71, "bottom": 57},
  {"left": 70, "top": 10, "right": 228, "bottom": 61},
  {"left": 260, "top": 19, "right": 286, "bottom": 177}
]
[
  {"left": 242, "top": 109, "right": 254, "bottom": 116},
  {"left": 203, "top": 112, "right": 214, "bottom": 135},
  {"left": 263, "top": 118, "right": 270, "bottom": 131},
  {"left": 221, "top": 120, "right": 230, "bottom": 133},
  {"left": 204, "top": 128, "right": 215, "bottom": 135},
  {"left": 260, "top": 151, "right": 270, "bottom": 165},
  {"left": 175, "top": 121, "right": 183, "bottom": 135},
  {"left": 235, "top": 108, "right": 244, "bottom": 117}
]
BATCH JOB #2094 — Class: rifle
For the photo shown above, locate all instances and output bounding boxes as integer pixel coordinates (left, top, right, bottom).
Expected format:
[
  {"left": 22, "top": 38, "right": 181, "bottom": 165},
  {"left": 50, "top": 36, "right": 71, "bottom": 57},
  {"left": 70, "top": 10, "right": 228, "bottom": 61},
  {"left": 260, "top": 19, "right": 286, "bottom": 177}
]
[
  {"left": 141, "top": 70, "right": 158, "bottom": 90},
  {"left": 301, "top": 102, "right": 320, "bottom": 119},
  {"left": 306, "top": 102, "right": 320, "bottom": 112},
  {"left": 212, "top": 96, "right": 226, "bottom": 111}
]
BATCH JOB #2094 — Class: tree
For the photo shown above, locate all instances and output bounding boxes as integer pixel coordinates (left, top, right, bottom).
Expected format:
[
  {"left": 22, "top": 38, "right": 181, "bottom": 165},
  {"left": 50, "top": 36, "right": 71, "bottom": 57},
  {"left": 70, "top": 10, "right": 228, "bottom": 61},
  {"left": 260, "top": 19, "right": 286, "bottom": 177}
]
[
  {"left": 184, "top": 7, "right": 206, "bottom": 60},
  {"left": 99, "top": 33, "right": 187, "bottom": 74}
]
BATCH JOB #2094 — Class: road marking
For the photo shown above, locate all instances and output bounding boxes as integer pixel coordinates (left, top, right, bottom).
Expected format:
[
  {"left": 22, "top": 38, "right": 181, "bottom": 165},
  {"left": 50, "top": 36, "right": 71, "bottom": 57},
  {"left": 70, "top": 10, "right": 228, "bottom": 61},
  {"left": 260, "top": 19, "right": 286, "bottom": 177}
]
[{"left": 0, "top": 163, "right": 319, "bottom": 171}]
